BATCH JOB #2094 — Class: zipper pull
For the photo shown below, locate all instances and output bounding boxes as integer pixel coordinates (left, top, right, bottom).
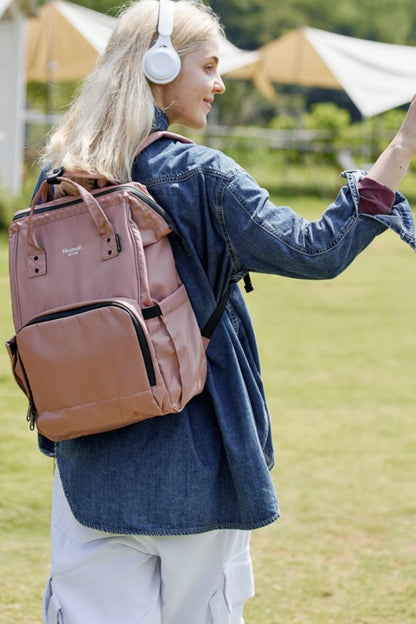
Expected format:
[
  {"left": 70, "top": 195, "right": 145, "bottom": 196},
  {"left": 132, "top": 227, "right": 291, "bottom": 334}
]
[{"left": 26, "top": 399, "right": 37, "bottom": 431}]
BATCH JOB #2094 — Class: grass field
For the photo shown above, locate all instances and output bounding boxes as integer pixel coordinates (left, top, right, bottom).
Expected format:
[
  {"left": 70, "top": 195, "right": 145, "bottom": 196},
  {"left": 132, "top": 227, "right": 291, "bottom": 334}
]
[{"left": 1, "top": 190, "right": 416, "bottom": 623}]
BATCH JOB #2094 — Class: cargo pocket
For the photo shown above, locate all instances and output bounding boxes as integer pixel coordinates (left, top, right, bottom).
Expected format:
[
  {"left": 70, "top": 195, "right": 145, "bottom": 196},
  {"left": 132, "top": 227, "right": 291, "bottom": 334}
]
[
  {"left": 43, "top": 577, "right": 64, "bottom": 624},
  {"left": 209, "top": 550, "right": 255, "bottom": 623}
]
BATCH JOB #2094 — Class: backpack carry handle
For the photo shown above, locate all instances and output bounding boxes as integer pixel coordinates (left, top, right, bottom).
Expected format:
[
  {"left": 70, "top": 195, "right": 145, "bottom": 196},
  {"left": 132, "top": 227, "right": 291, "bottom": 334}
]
[{"left": 26, "top": 177, "right": 120, "bottom": 278}]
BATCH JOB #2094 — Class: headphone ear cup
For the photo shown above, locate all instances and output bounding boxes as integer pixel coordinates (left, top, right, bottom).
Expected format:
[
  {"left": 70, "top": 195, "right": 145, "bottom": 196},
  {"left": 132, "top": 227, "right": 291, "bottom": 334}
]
[{"left": 142, "top": 41, "right": 181, "bottom": 84}]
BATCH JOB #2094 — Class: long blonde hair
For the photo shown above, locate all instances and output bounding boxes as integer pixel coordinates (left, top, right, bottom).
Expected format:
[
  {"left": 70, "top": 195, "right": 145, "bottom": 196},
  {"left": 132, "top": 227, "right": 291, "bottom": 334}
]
[{"left": 42, "top": 0, "right": 222, "bottom": 183}]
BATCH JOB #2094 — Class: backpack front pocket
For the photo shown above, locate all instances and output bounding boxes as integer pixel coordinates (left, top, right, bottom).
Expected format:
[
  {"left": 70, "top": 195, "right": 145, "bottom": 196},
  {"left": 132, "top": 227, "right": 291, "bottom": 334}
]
[{"left": 14, "top": 300, "right": 165, "bottom": 440}]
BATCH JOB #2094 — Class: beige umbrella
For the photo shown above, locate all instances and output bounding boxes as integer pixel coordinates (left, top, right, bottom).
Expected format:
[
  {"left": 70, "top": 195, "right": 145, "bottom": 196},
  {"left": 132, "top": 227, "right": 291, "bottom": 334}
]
[
  {"left": 226, "top": 27, "right": 339, "bottom": 94},
  {"left": 226, "top": 26, "right": 416, "bottom": 118},
  {"left": 26, "top": 0, "right": 115, "bottom": 82}
]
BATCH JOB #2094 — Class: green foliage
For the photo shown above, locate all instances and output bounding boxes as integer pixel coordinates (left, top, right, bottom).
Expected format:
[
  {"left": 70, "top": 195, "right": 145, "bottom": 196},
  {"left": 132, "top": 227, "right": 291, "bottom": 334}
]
[
  {"left": 214, "top": 80, "right": 276, "bottom": 127},
  {"left": 208, "top": 0, "right": 416, "bottom": 48},
  {"left": 269, "top": 115, "right": 299, "bottom": 131},
  {"left": 0, "top": 170, "right": 40, "bottom": 231},
  {"left": 303, "top": 103, "right": 351, "bottom": 165},
  {"left": 265, "top": 102, "right": 416, "bottom": 171},
  {"left": 0, "top": 189, "right": 11, "bottom": 231},
  {"left": 304, "top": 102, "right": 351, "bottom": 135},
  {"left": 26, "top": 80, "right": 80, "bottom": 115}
]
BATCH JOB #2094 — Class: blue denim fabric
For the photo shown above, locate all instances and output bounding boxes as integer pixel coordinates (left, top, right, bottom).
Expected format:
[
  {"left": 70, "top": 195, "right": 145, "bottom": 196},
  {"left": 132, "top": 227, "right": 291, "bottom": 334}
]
[{"left": 37, "top": 109, "right": 415, "bottom": 535}]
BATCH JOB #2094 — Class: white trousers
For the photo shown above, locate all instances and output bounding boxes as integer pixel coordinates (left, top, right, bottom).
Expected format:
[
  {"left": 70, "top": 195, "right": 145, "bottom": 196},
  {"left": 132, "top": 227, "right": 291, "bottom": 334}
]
[{"left": 43, "top": 469, "right": 254, "bottom": 624}]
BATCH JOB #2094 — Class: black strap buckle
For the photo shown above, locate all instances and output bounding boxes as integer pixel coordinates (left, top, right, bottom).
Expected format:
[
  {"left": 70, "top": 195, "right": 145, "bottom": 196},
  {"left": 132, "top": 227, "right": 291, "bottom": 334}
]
[
  {"left": 243, "top": 273, "right": 254, "bottom": 293},
  {"left": 46, "top": 167, "right": 65, "bottom": 185}
]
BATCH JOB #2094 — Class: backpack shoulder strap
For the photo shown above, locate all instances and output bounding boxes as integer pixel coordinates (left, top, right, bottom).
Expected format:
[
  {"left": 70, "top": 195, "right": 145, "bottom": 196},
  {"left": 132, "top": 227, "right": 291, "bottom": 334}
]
[
  {"left": 201, "top": 274, "right": 253, "bottom": 339},
  {"left": 201, "top": 285, "right": 231, "bottom": 339},
  {"left": 135, "top": 131, "right": 255, "bottom": 339},
  {"left": 136, "top": 131, "right": 193, "bottom": 155}
]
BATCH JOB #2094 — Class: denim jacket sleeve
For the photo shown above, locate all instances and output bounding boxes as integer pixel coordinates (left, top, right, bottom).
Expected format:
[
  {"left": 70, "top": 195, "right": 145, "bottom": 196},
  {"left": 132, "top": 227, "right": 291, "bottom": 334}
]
[{"left": 219, "top": 166, "right": 415, "bottom": 282}]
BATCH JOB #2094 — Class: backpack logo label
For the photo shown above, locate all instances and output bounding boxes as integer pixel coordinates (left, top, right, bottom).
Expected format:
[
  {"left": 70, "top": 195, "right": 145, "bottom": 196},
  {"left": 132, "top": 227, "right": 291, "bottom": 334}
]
[{"left": 62, "top": 244, "right": 83, "bottom": 257}]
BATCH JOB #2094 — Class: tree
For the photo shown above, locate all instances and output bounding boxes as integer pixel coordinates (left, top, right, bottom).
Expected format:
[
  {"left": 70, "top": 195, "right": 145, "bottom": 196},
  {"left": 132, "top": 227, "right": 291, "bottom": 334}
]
[{"left": 208, "top": 0, "right": 416, "bottom": 47}]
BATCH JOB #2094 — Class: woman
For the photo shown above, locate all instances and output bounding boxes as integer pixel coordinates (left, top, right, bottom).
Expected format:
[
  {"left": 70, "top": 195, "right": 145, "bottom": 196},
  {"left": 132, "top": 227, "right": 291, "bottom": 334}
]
[{"left": 38, "top": 1, "right": 416, "bottom": 622}]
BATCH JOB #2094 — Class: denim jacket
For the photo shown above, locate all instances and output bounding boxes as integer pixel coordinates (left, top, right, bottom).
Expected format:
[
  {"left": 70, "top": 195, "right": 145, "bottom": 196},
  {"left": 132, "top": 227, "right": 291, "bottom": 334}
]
[{"left": 38, "top": 109, "right": 415, "bottom": 535}]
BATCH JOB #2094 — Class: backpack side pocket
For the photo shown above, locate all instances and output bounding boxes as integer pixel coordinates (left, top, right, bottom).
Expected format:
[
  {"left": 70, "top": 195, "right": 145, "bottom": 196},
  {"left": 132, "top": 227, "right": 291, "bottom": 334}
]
[{"left": 5, "top": 336, "right": 32, "bottom": 399}]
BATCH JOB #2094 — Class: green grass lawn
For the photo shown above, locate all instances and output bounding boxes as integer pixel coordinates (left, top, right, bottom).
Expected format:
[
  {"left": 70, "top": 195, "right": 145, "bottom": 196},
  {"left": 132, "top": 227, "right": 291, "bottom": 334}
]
[{"left": 1, "top": 191, "right": 416, "bottom": 623}]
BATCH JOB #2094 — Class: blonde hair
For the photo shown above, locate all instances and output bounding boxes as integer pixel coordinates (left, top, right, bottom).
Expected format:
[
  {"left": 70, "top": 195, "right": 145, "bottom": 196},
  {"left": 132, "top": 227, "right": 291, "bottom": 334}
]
[{"left": 42, "top": 0, "right": 222, "bottom": 184}]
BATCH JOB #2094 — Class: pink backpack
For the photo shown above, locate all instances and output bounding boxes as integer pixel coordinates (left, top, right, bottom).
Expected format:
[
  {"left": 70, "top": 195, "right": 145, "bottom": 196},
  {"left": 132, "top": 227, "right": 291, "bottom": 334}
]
[{"left": 5, "top": 133, "right": 228, "bottom": 441}]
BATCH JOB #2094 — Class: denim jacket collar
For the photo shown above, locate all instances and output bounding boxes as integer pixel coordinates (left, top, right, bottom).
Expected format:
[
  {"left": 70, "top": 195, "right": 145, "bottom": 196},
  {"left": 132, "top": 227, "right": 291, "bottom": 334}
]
[{"left": 151, "top": 107, "right": 169, "bottom": 133}]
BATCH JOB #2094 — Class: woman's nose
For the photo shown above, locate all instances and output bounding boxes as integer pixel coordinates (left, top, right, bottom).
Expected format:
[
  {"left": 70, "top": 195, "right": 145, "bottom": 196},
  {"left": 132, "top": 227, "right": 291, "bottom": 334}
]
[{"left": 214, "top": 72, "right": 226, "bottom": 94}]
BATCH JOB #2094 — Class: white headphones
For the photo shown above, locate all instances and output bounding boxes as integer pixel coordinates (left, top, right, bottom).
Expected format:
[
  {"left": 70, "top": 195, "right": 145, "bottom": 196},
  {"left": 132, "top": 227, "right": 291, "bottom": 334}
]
[{"left": 142, "top": 0, "right": 181, "bottom": 84}]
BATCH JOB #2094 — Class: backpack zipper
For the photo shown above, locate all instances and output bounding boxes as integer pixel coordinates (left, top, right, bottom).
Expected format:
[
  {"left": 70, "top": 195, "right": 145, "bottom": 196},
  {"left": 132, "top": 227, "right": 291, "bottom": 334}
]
[
  {"left": 14, "top": 185, "right": 168, "bottom": 224},
  {"left": 8, "top": 337, "right": 38, "bottom": 430}
]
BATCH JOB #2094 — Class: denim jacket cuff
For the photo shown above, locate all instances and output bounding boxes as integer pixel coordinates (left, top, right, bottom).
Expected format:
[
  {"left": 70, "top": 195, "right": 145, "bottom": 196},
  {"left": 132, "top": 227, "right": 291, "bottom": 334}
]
[{"left": 341, "top": 169, "right": 416, "bottom": 252}]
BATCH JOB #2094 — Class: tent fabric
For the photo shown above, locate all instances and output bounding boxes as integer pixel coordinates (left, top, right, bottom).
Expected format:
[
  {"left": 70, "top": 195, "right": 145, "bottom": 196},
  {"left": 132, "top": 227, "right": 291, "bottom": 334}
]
[
  {"left": 218, "top": 36, "right": 260, "bottom": 75},
  {"left": 26, "top": 0, "right": 259, "bottom": 82},
  {"left": 306, "top": 27, "right": 416, "bottom": 117},
  {"left": 0, "top": 0, "right": 35, "bottom": 19},
  {"left": 226, "top": 26, "right": 416, "bottom": 118},
  {"left": 225, "top": 28, "right": 340, "bottom": 89},
  {"left": 26, "top": 0, "right": 115, "bottom": 81}
]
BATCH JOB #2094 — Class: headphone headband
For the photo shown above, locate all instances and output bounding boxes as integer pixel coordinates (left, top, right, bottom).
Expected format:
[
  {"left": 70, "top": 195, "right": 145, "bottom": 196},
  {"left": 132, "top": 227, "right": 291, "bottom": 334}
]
[
  {"left": 142, "top": 0, "right": 181, "bottom": 84},
  {"left": 157, "top": 0, "right": 174, "bottom": 37}
]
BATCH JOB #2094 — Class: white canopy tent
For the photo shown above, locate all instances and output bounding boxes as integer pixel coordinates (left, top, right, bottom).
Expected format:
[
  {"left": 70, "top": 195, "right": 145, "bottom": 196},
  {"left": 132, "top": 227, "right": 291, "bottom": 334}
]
[
  {"left": 226, "top": 26, "right": 416, "bottom": 118},
  {"left": 26, "top": 0, "right": 117, "bottom": 81},
  {"left": 218, "top": 35, "right": 260, "bottom": 76},
  {"left": 306, "top": 27, "right": 416, "bottom": 117}
]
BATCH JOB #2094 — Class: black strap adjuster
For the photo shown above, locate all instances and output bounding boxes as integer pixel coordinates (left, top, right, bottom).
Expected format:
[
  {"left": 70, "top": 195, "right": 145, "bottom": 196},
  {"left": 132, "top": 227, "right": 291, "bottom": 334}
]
[{"left": 46, "top": 167, "right": 65, "bottom": 185}]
